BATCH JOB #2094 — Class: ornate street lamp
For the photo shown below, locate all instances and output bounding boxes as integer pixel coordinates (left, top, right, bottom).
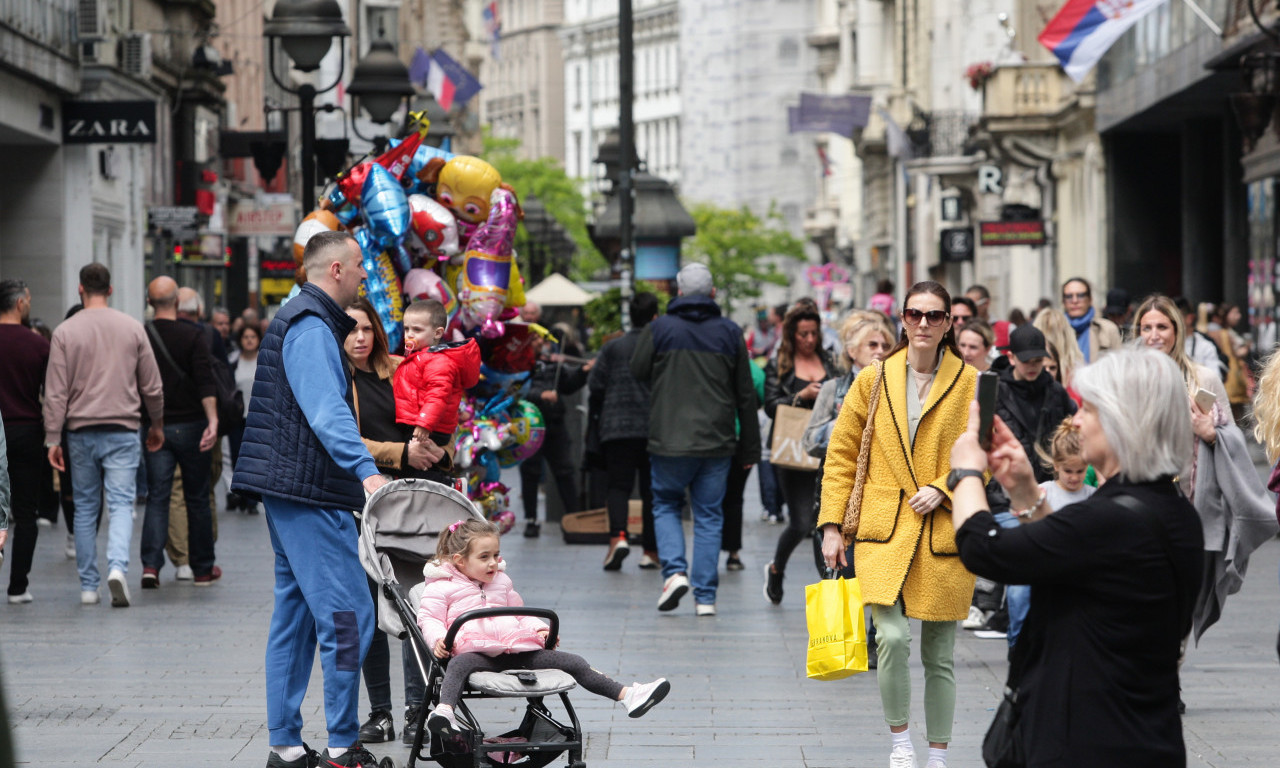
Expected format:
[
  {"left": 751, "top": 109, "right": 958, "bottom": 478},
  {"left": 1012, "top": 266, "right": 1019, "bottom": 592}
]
[
  {"left": 412, "top": 91, "right": 456, "bottom": 150},
  {"left": 265, "top": 0, "right": 350, "bottom": 211},
  {"left": 348, "top": 39, "right": 416, "bottom": 124}
]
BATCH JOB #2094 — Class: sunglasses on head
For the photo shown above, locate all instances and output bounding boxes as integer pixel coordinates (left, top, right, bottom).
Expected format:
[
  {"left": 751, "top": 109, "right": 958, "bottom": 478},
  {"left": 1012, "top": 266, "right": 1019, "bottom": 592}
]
[{"left": 901, "top": 308, "right": 950, "bottom": 327}]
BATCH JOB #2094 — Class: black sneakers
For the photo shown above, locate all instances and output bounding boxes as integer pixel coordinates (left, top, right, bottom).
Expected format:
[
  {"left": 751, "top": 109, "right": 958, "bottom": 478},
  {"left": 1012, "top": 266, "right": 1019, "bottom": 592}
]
[
  {"left": 402, "top": 705, "right": 421, "bottom": 746},
  {"left": 764, "top": 562, "right": 784, "bottom": 605},
  {"left": 358, "top": 710, "right": 394, "bottom": 743},
  {"left": 265, "top": 751, "right": 310, "bottom": 768},
  {"left": 523, "top": 521, "right": 541, "bottom": 538},
  {"left": 315, "top": 746, "right": 383, "bottom": 768}
]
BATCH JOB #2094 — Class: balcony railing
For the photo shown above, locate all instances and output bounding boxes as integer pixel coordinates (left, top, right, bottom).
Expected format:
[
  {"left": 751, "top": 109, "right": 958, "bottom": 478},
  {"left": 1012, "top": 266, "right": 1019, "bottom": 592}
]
[
  {"left": 0, "top": 0, "right": 76, "bottom": 54},
  {"left": 982, "top": 64, "right": 1075, "bottom": 119}
]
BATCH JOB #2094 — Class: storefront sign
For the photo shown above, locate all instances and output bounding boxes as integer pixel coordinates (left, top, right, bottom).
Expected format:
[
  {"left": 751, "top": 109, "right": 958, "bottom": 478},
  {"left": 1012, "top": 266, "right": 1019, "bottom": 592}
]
[
  {"left": 63, "top": 100, "right": 156, "bottom": 144},
  {"left": 635, "top": 242, "right": 680, "bottom": 281},
  {"left": 979, "top": 220, "right": 1046, "bottom": 247},
  {"left": 148, "top": 206, "right": 201, "bottom": 238},
  {"left": 229, "top": 201, "right": 298, "bottom": 236},
  {"left": 940, "top": 228, "right": 974, "bottom": 262}
]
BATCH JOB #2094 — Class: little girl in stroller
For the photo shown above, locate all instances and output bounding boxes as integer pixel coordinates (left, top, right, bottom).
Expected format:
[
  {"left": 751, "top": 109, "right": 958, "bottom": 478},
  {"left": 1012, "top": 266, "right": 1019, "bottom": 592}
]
[{"left": 417, "top": 519, "right": 670, "bottom": 740}]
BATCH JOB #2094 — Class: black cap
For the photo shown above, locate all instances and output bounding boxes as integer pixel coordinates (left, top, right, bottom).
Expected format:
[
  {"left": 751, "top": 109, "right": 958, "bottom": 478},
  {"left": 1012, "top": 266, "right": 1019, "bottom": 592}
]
[
  {"left": 1007, "top": 324, "right": 1049, "bottom": 362},
  {"left": 1104, "top": 288, "right": 1130, "bottom": 316}
]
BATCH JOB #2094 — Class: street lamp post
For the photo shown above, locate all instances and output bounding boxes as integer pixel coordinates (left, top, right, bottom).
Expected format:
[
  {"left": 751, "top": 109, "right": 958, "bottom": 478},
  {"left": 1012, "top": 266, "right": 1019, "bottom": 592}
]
[
  {"left": 347, "top": 38, "right": 416, "bottom": 153},
  {"left": 264, "top": 0, "right": 350, "bottom": 213}
]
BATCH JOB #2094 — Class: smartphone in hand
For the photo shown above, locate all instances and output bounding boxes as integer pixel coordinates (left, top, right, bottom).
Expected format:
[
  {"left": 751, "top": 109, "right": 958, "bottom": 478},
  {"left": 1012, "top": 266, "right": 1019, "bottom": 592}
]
[
  {"left": 977, "top": 371, "right": 998, "bottom": 451},
  {"left": 1193, "top": 387, "right": 1216, "bottom": 414}
]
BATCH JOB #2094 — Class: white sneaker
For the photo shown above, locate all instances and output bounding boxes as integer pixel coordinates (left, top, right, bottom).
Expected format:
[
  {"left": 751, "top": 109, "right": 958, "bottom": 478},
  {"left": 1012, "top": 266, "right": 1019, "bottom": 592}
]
[
  {"left": 36, "top": 518, "right": 52, "bottom": 528},
  {"left": 426, "top": 706, "right": 464, "bottom": 739},
  {"left": 175, "top": 564, "right": 194, "bottom": 581},
  {"left": 695, "top": 603, "right": 716, "bottom": 616},
  {"left": 621, "top": 678, "right": 670, "bottom": 718},
  {"left": 924, "top": 760, "right": 947, "bottom": 768},
  {"left": 81, "top": 590, "right": 100, "bottom": 605},
  {"left": 657, "top": 573, "right": 689, "bottom": 612},
  {"left": 961, "top": 605, "right": 986, "bottom": 630},
  {"left": 7, "top": 592, "right": 32, "bottom": 604},
  {"left": 637, "top": 553, "right": 658, "bottom": 569},
  {"left": 107, "top": 569, "right": 130, "bottom": 607},
  {"left": 889, "top": 744, "right": 917, "bottom": 768},
  {"left": 65, "top": 534, "right": 77, "bottom": 559}
]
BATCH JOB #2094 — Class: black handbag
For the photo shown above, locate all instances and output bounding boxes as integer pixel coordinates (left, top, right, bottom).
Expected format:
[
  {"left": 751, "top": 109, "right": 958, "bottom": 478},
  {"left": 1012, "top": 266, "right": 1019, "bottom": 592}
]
[{"left": 982, "top": 686, "right": 1025, "bottom": 768}]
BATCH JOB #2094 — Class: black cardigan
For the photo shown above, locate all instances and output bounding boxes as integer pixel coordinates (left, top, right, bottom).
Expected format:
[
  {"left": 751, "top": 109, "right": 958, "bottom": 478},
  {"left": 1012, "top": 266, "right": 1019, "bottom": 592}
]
[{"left": 956, "top": 478, "right": 1203, "bottom": 767}]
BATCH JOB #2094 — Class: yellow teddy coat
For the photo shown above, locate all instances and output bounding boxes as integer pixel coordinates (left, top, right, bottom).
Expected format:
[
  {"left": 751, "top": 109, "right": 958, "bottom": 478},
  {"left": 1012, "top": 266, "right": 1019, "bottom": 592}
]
[{"left": 817, "top": 347, "right": 977, "bottom": 622}]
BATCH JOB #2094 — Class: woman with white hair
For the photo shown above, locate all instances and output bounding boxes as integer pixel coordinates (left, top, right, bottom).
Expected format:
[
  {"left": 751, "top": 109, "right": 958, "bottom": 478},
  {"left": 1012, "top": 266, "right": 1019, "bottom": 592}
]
[{"left": 948, "top": 348, "right": 1203, "bottom": 766}]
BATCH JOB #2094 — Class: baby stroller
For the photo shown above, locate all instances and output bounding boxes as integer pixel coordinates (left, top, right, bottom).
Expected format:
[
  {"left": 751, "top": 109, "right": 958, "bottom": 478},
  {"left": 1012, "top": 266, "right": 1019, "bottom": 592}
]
[{"left": 358, "top": 478, "right": 586, "bottom": 768}]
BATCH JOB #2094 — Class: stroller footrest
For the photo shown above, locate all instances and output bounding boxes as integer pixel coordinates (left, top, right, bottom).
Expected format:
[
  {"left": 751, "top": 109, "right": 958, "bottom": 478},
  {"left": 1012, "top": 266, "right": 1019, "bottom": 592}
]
[{"left": 467, "top": 670, "right": 577, "bottom": 696}]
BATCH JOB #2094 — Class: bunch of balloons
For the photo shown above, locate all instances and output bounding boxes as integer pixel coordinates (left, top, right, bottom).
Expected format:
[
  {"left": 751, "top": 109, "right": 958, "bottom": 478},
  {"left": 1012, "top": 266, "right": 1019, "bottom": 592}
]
[{"left": 287, "top": 115, "right": 551, "bottom": 534}]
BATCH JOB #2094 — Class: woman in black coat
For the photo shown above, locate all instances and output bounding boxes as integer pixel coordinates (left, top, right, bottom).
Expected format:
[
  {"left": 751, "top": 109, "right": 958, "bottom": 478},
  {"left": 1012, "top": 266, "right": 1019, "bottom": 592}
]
[
  {"left": 762, "top": 303, "right": 840, "bottom": 605},
  {"left": 947, "top": 347, "right": 1203, "bottom": 767}
]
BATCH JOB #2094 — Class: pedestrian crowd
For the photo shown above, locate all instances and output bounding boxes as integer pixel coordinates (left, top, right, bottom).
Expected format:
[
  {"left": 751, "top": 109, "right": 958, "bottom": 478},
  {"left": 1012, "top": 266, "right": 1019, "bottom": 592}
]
[{"left": 3, "top": 255, "right": 1280, "bottom": 768}]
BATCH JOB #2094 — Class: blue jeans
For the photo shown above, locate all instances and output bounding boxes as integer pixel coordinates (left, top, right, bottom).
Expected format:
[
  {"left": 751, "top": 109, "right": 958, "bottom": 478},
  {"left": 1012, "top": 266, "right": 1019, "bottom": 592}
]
[
  {"left": 757, "top": 458, "right": 783, "bottom": 517},
  {"left": 650, "top": 454, "right": 731, "bottom": 605},
  {"left": 141, "top": 421, "right": 216, "bottom": 576},
  {"left": 993, "top": 511, "right": 1030, "bottom": 647},
  {"left": 67, "top": 430, "right": 141, "bottom": 591}
]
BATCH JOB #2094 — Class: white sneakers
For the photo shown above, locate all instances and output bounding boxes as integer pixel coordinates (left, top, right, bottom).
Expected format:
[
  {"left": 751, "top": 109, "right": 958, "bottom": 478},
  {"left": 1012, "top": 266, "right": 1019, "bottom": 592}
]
[
  {"left": 175, "top": 564, "right": 194, "bottom": 581},
  {"left": 889, "top": 744, "right": 917, "bottom": 768},
  {"left": 107, "top": 569, "right": 130, "bottom": 607},
  {"left": 695, "top": 603, "right": 716, "bottom": 617},
  {"left": 81, "top": 590, "right": 99, "bottom": 605},
  {"left": 657, "top": 573, "right": 689, "bottom": 612},
  {"left": 65, "top": 534, "right": 77, "bottom": 560},
  {"left": 426, "top": 705, "right": 465, "bottom": 739},
  {"left": 7, "top": 592, "right": 32, "bottom": 604},
  {"left": 620, "top": 678, "right": 670, "bottom": 718}
]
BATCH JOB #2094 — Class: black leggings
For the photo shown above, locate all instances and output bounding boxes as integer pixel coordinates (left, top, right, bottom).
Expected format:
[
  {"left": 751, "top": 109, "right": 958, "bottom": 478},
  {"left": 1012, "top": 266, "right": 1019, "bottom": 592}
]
[
  {"left": 439, "top": 650, "right": 623, "bottom": 707},
  {"left": 771, "top": 466, "right": 820, "bottom": 573},
  {"left": 603, "top": 438, "right": 654, "bottom": 549}
]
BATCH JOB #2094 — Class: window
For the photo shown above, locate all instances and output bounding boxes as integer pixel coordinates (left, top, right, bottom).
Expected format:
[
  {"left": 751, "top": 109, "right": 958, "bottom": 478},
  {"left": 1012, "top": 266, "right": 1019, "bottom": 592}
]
[
  {"left": 778, "top": 38, "right": 799, "bottom": 63},
  {"left": 363, "top": 4, "right": 398, "bottom": 56},
  {"left": 574, "top": 65, "right": 583, "bottom": 108}
]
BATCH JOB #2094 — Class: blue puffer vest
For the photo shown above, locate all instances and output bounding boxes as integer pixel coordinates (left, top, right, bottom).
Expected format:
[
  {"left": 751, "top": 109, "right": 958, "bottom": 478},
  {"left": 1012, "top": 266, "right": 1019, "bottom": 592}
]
[{"left": 231, "top": 282, "right": 365, "bottom": 510}]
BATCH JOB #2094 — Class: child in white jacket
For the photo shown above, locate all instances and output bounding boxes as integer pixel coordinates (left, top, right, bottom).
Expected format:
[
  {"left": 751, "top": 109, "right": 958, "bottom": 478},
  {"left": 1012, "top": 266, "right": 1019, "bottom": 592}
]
[{"left": 417, "top": 519, "right": 669, "bottom": 738}]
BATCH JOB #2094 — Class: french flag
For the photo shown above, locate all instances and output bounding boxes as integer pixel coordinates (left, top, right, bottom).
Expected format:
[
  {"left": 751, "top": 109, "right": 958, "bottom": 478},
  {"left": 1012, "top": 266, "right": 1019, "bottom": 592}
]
[
  {"left": 425, "top": 48, "right": 483, "bottom": 112},
  {"left": 1039, "top": 0, "right": 1167, "bottom": 82}
]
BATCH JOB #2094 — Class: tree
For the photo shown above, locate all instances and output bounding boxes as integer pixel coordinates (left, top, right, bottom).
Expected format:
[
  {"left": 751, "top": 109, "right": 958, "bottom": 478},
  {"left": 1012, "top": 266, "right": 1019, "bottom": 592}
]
[
  {"left": 482, "top": 133, "right": 608, "bottom": 282},
  {"left": 681, "top": 202, "right": 807, "bottom": 315},
  {"left": 583, "top": 283, "right": 671, "bottom": 350}
]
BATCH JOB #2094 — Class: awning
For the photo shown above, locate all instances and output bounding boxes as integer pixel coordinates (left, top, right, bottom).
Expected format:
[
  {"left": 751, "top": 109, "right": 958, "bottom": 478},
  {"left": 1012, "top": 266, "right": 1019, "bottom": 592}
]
[{"left": 524, "top": 273, "right": 597, "bottom": 307}]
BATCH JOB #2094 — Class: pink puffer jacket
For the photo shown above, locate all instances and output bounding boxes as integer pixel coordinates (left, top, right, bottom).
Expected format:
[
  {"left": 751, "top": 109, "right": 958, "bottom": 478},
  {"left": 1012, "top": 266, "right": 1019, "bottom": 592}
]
[{"left": 416, "top": 560, "right": 548, "bottom": 657}]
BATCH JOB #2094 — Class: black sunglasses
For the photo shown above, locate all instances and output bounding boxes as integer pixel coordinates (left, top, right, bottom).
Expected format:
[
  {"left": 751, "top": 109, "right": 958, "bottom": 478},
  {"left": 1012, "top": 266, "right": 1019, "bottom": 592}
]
[{"left": 902, "top": 308, "right": 950, "bottom": 327}]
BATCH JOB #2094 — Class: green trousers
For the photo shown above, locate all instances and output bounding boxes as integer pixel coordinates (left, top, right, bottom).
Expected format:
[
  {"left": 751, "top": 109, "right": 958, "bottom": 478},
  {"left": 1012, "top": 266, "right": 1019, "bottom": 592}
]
[{"left": 870, "top": 600, "right": 957, "bottom": 743}]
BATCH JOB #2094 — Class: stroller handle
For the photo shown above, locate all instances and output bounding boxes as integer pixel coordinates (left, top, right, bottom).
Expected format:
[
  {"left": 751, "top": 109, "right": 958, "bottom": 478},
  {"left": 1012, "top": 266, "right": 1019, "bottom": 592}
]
[{"left": 443, "top": 607, "right": 560, "bottom": 654}]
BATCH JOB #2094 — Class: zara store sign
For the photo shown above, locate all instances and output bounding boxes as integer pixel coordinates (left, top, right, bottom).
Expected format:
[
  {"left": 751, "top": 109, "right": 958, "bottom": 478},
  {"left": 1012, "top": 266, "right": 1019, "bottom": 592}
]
[{"left": 62, "top": 101, "right": 156, "bottom": 144}]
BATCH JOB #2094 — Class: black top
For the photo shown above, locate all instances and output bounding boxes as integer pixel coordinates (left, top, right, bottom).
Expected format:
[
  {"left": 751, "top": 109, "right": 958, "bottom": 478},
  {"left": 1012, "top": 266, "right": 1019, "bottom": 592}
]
[
  {"left": 0, "top": 324, "right": 50, "bottom": 425},
  {"left": 957, "top": 478, "right": 1203, "bottom": 767},
  {"left": 352, "top": 366, "right": 432, "bottom": 480},
  {"left": 148, "top": 318, "right": 217, "bottom": 424},
  {"left": 994, "top": 367, "right": 1076, "bottom": 483}
]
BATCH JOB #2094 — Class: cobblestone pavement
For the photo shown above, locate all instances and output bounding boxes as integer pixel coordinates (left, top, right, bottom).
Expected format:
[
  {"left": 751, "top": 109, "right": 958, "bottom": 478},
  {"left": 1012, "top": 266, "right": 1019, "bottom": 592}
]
[{"left": 2, "top": 465, "right": 1278, "bottom": 767}]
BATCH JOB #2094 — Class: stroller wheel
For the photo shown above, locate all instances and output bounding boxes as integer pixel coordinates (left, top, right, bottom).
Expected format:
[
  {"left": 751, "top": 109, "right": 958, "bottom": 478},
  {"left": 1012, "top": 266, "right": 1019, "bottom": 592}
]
[{"left": 378, "top": 758, "right": 397, "bottom": 768}]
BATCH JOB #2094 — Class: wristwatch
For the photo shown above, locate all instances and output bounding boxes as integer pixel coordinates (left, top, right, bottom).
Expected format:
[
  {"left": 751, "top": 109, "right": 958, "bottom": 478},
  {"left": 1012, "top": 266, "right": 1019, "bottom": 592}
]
[{"left": 945, "top": 468, "right": 984, "bottom": 491}]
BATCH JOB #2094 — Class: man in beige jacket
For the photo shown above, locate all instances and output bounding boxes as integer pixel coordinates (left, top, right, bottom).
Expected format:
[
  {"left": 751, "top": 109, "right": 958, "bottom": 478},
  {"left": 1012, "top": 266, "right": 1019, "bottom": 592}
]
[
  {"left": 1061, "top": 276, "right": 1122, "bottom": 363},
  {"left": 44, "top": 263, "right": 164, "bottom": 607}
]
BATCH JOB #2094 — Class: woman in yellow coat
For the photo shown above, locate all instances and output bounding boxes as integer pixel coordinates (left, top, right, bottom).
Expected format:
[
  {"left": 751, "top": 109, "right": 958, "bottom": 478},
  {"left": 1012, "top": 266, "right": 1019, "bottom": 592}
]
[{"left": 819, "top": 281, "right": 978, "bottom": 768}]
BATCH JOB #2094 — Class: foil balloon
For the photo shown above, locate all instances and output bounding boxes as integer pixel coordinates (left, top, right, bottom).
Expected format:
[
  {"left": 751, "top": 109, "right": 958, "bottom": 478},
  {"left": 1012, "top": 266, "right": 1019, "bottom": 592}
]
[
  {"left": 353, "top": 227, "right": 405, "bottom": 352},
  {"left": 406, "top": 194, "right": 460, "bottom": 262},
  {"left": 454, "top": 433, "right": 475, "bottom": 469},
  {"left": 402, "top": 268, "right": 459, "bottom": 323},
  {"left": 497, "top": 399, "right": 545, "bottom": 467},
  {"left": 393, "top": 139, "right": 455, "bottom": 196},
  {"left": 360, "top": 164, "right": 412, "bottom": 274},
  {"left": 476, "top": 450, "right": 501, "bottom": 483},
  {"left": 435, "top": 155, "right": 504, "bottom": 246},
  {"left": 457, "top": 188, "right": 519, "bottom": 338},
  {"left": 492, "top": 509, "right": 516, "bottom": 535},
  {"left": 292, "top": 210, "right": 342, "bottom": 263},
  {"left": 330, "top": 162, "right": 373, "bottom": 209}
]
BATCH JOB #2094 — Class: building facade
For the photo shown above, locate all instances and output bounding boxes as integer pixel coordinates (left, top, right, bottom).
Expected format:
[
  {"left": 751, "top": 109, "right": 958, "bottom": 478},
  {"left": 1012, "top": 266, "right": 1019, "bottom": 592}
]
[{"left": 481, "top": 0, "right": 567, "bottom": 161}]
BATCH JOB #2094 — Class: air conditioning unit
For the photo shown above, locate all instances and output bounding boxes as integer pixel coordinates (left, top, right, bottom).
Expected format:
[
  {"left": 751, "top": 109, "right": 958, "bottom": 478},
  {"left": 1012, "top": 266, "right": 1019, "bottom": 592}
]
[
  {"left": 76, "top": 0, "right": 105, "bottom": 41},
  {"left": 121, "top": 33, "right": 152, "bottom": 79}
]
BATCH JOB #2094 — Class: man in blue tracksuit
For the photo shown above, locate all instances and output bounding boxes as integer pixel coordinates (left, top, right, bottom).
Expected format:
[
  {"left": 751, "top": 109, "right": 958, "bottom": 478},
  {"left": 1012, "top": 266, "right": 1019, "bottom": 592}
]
[{"left": 232, "top": 230, "right": 388, "bottom": 768}]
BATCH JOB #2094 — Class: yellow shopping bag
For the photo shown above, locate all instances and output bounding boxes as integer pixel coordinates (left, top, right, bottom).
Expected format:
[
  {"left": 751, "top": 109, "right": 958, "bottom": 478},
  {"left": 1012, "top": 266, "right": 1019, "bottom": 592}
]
[{"left": 805, "top": 577, "right": 869, "bottom": 681}]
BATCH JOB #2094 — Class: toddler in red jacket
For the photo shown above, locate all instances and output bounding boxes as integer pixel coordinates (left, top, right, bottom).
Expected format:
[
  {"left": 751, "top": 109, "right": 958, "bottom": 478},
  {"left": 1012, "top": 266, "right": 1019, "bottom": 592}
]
[
  {"left": 393, "top": 299, "right": 482, "bottom": 454},
  {"left": 417, "top": 519, "right": 671, "bottom": 739}
]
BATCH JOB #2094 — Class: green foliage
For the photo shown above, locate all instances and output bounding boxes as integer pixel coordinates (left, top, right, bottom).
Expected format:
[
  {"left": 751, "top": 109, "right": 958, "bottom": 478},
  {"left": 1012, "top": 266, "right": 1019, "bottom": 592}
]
[
  {"left": 481, "top": 133, "right": 608, "bottom": 281},
  {"left": 583, "top": 283, "right": 671, "bottom": 350},
  {"left": 681, "top": 202, "right": 807, "bottom": 315}
]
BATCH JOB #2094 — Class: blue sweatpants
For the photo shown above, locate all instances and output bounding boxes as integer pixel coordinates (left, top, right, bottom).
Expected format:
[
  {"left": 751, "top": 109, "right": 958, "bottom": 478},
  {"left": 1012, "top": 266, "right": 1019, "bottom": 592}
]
[{"left": 264, "top": 497, "right": 374, "bottom": 749}]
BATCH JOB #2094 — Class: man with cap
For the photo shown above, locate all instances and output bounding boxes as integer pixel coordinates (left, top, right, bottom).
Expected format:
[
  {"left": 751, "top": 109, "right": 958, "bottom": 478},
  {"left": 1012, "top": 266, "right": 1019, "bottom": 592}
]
[
  {"left": 995, "top": 325, "right": 1077, "bottom": 485},
  {"left": 1102, "top": 288, "right": 1133, "bottom": 339},
  {"left": 631, "top": 263, "right": 760, "bottom": 616}
]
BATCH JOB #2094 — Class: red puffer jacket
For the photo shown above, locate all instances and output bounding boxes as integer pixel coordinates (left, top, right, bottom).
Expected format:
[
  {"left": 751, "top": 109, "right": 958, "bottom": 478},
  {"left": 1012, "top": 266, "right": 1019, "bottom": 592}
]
[{"left": 392, "top": 338, "right": 481, "bottom": 437}]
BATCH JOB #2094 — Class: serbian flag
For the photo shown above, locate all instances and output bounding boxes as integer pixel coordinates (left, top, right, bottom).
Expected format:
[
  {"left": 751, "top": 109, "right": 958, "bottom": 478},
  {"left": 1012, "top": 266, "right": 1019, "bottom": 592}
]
[
  {"left": 426, "top": 48, "right": 483, "bottom": 112},
  {"left": 483, "top": 1, "right": 501, "bottom": 60},
  {"left": 1039, "top": 0, "right": 1167, "bottom": 82}
]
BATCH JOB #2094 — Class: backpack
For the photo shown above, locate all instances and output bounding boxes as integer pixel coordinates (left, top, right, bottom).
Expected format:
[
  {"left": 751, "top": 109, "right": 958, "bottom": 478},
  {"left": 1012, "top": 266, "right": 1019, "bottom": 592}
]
[{"left": 146, "top": 321, "right": 244, "bottom": 437}]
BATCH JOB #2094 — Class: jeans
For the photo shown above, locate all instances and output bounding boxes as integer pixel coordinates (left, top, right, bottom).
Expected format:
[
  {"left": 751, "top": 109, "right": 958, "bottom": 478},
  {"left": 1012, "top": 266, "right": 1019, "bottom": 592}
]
[
  {"left": 757, "top": 458, "right": 783, "bottom": 518},
  {"left": 3, "top": 422, "right": 44, "bottom": 596},
  {"left": 142, "top": 421, "right": 216, "bottom": 576},
  {"left": 993, "top": 511, "right": 1030, "bottom": 647},
  {"left": 67, "top": 429, "right": 141, "bottom": 590},
  {"left": 650, "top": 454, "right": 731, "bottom": 605}
]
